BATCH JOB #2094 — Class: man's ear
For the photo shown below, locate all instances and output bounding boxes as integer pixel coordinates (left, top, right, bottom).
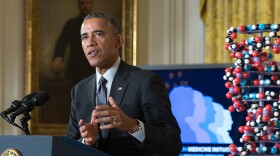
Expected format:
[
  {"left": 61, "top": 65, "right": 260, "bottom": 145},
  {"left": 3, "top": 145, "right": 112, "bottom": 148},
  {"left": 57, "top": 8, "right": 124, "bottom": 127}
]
[{"left": 116, "top": 34, "right": 124, "bottom": 48}]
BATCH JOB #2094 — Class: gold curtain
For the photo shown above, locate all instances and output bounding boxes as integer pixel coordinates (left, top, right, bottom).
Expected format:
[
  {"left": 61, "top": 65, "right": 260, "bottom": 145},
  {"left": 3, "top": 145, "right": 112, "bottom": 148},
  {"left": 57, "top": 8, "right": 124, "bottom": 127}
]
[{"left": 200, "top": 0, "right": 280, "bottom": 63}]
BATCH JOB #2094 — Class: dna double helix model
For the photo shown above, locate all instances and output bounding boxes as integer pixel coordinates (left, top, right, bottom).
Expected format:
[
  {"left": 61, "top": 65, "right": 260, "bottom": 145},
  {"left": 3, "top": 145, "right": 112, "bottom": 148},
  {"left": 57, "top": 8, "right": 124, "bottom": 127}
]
[{"left": 224, "top": 24, "right": 280, "bottom": 155}]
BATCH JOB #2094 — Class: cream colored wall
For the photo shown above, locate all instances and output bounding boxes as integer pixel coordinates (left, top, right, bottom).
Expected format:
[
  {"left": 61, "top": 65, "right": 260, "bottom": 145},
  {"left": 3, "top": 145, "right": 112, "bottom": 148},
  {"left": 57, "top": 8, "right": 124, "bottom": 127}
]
[
  {"left": 0, "top": 0, "right": 204, "bottom": 135},
  {"left": 137, "top": 0, "right": 204, "bottom": 65},
  {"left": 0, "top": 0, "right": 24, "bottom": 135}
]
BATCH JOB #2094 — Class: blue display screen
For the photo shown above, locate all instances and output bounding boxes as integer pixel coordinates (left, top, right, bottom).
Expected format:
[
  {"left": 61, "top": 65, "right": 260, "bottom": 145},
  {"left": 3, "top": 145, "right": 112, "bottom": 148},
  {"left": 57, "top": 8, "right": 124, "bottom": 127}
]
[{"left": 140, "top": 64, "right": 246, "bottom": 155}]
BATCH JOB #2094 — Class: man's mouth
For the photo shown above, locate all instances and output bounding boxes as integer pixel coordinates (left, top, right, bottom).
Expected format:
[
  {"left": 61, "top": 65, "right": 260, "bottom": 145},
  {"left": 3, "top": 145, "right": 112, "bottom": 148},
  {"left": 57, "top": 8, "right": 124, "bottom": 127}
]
[{"left": 87, "top": 50, "right": 99, "bottom": 58}]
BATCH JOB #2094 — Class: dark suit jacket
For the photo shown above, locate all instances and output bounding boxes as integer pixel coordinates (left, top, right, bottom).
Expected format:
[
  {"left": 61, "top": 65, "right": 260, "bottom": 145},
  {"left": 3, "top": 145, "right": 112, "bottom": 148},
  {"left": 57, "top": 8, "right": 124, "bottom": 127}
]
[{"left": 66, "top": 60, "right": 182, "bottom": 156}]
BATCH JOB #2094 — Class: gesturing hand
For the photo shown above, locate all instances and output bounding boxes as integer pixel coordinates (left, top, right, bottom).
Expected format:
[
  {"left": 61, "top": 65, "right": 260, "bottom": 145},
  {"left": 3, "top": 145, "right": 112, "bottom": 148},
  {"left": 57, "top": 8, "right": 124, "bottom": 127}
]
[
  {"left": 93, "top": 97, "right": 139, "bottom": 133},
  {"left": 79, "top": 116, "right": 98, "bottom": 146}
]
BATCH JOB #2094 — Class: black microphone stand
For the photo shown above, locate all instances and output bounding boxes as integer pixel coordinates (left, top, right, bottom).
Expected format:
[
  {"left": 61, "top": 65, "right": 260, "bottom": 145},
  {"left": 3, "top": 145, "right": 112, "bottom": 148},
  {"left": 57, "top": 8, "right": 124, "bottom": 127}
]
[
  {"left": 1, "top": 91, "right": 49, "bottom": 135},
  {"left": 0, "top": 115, "right": 27, "bottom": 134},
  {"left": 0, "top": 112, "right": 11, "bottom": 124},
  {"left": 1, "top": 111, "right": 31, "bottom": 135},
  {"left": 20, "top": 112, "right": 31, "bottom": 135}
]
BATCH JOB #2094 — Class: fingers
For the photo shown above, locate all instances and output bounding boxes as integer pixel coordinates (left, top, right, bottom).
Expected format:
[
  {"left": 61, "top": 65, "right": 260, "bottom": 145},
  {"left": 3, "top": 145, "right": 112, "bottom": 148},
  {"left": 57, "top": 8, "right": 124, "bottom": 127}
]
[
  {"left": 100, "top": 123, "right": 118, "bottom": 129},
  {"left": 95, "top": 97, "right": 118, "bottom": 109},
  {"left": 95, "top": 115, "right": 117, "bottom": 123},
  {"left": 109, "top": 97, "right": 118, "bottom": 107},
  {"left": 79, "top": 119, "right": 84, "bottom": 127},
  {"left": 99, "top": 117, "right": 120, "bottom": 129},
  {"left": 93, "top": 97, "right": 122, "bottom": 129},
  {"left": 93, "top": 109, "right": 111, "bottom": 116},
  {"left": 79, "top": 120, "right": 86, "bottom": 134},
  {"left": 84, "top": 137, "right": 95, "bottom": 146},
  {"left": 90, "top": 110, "right": 97, "bottom": 125},
  {"left": 79, "top": 119, "right": 98, "bottom": 137},
  {"left": 94, "top": 98, "right": 117, "bottom": 116},
  {"left": 79, "top": 118, "right": 94, "bottom": 133},
  {"left": 112, "top": 116, "right": 117, "bottom": 123},
  {"left": 92, "top": 109, "right": 117, "bottom": 124}
]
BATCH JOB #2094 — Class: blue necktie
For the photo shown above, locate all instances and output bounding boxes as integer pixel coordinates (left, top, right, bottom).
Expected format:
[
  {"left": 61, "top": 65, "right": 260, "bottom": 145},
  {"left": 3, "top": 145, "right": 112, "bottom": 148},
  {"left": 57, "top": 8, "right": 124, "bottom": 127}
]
[
  {"left": 97, "top": 76, "right": 107, "bottom": 105},
  {"left": 96, "top": 76, "right": 109, "bottom": 139}
]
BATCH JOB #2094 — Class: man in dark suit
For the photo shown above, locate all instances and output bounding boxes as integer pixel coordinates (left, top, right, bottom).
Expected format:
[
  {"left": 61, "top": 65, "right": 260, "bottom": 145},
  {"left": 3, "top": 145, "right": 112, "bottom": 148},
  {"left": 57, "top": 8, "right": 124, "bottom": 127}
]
[{"left": 66, "top": 11, "right": 182, "bottom": 155}]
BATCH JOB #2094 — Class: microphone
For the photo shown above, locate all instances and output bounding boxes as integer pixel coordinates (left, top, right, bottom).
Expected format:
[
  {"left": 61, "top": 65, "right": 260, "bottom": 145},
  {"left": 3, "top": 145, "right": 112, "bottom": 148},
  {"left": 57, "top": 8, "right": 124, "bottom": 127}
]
[
  {"left": 0, "top": 92, "right": 37, "bottom": 123},
  {"left": 10, "top": 91, "right": 49, "bottom": 122}
]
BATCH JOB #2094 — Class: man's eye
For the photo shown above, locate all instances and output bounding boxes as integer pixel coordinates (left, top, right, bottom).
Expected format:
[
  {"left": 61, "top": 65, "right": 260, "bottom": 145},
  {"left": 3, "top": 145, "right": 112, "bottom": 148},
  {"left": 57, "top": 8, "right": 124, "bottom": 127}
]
[
  {"left": 95, "top": 32, "right": 103, "bottom": 36},
  {"left": 81, "top": 36, "right": 87, "bottom": 40}
]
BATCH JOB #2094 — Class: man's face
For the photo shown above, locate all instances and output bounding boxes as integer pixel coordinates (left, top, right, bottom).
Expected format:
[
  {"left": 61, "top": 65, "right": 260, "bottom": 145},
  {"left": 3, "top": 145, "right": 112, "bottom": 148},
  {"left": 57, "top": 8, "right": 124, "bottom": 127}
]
[
  {"left": 80, "top": 18, "right": 123, "bottom": 73},
  {"left": 79, "top": 0, "right": 92, "bottom": 15}
]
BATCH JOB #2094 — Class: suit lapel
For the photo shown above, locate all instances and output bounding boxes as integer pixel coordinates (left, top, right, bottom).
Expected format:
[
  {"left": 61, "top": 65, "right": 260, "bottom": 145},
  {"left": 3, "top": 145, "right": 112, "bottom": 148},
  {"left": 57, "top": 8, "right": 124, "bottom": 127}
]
[
  {"left": 109, "top": 60, "right": 129, "bottom": 107},
  {"left": 110, "top": 78, "right": 128, "bottom": 107},
  {"left": 92, "top": 74, "right": 97, "bottom": 107},
  {"left": 83, "top": 74, "right": 97, "bottom": 123}
]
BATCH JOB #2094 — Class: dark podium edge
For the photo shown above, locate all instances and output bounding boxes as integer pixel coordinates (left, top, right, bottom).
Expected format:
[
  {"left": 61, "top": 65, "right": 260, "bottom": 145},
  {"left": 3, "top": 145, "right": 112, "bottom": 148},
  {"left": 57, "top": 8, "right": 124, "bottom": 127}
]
[{"left": 63, "top": 136, "right": 111, "bottom": 156}]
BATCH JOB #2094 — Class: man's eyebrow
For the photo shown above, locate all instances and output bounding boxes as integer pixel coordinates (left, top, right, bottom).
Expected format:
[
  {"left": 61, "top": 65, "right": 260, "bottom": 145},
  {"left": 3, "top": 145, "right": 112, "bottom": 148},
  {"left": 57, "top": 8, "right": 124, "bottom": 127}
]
[
  {"left": 81, "top": 30, "right": 105, "bottom": 37},
  {"left": 92, "top": 30, "right": 105, "bottom": 33},
  {"left": 81, "top": 32, "right": 88, "bottom": 37}
]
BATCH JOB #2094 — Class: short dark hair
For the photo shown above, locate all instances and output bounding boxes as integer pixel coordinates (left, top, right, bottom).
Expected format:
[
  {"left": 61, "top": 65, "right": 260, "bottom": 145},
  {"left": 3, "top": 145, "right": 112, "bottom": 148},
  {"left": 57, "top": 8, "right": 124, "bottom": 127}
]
[{"left": 84, "top": 11, "right": 121, "bottom": 34}]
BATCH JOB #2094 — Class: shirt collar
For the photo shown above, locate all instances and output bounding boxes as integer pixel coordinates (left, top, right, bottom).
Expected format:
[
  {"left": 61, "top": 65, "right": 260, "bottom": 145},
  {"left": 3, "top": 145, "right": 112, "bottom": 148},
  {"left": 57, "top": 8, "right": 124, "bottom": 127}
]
[{"left": 96, "top": 57, "right": 121, "bottom": 84}]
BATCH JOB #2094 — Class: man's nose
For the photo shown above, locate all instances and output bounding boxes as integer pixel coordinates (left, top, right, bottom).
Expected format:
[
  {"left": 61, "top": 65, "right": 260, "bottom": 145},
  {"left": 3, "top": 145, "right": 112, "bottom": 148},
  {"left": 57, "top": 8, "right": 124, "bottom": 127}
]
[{"left": 87, "top": 37, "right": 97, "bottom": 47}]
